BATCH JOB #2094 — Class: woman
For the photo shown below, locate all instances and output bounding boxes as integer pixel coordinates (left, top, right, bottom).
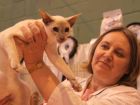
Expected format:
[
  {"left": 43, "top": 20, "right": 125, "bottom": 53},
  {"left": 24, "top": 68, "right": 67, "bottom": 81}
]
[{"left": 21, "top": 22, "right": 140, "bottom": 105}]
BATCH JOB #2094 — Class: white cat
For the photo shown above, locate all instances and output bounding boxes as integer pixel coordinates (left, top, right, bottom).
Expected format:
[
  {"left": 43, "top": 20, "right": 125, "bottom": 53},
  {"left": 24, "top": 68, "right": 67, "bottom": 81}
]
[{"left": 0, "top": 10, "right": 81, "bottom": 104}]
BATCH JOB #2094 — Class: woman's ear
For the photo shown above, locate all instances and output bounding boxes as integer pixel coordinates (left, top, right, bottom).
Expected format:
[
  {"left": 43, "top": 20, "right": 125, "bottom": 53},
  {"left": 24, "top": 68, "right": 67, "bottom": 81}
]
[
  {"left": 39, "top": 9, "right": 54, "bottom": 25},
  {"left": 66, "top": 13, "right": 81, "bottom": 27}
]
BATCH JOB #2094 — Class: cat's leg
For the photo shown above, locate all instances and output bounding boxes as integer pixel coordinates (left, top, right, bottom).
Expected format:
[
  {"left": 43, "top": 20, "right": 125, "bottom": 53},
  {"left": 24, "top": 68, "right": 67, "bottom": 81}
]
[
  {"left": 45, "top": 44, "right": 82, "bottom": 92},
  {"left": 3, "top": 36, "right": 22, "bottom": 71},
  {"left": 0, "top": 20, "right": 36, "bottom": 72},
  {"left": 0, "top": 28, "right": 21, "bottom": 72}
]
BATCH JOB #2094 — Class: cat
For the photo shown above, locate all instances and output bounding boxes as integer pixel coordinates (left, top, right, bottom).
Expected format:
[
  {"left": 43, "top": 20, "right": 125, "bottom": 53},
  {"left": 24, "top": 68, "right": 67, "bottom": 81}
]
[{"left": 0, "top": 9, "right": 81, "bottom": 104}]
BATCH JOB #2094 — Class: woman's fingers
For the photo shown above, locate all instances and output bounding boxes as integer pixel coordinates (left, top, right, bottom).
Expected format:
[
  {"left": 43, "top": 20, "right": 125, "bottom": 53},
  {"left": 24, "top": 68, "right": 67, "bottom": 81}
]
[
  {"left": 19, "top": 25, "right": 34, "bottom": 43},
  {"left": 28, "top": 22, "right": 40, "bottom": 42},
  {"left": 35, "top": 21, "right": 47, "bottom": 42},
  {"left": 27, "top": 21, "right": 47, "bottom": 44}
]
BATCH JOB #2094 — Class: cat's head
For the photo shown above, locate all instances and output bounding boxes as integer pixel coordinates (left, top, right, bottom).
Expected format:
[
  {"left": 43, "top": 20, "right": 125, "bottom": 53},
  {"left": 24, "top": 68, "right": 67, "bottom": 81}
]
[{"left": 39, "top": 9, "right": 80, "bottom": 43}]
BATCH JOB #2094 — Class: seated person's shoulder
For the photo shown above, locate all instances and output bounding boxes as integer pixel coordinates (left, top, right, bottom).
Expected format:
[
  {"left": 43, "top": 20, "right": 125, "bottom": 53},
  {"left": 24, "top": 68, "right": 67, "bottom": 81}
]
[{"left": 107, "top": 85, "right": 140, "bottom": 96}]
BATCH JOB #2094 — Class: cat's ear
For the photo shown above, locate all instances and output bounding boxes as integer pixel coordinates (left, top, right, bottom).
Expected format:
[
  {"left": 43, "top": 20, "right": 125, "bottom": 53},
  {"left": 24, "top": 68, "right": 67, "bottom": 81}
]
[
  {"left": 66, "top": 13, "right": 81, "bottom": 27},
  {"left": 39, "top": 9, "right": 54, "bottom": 25}
]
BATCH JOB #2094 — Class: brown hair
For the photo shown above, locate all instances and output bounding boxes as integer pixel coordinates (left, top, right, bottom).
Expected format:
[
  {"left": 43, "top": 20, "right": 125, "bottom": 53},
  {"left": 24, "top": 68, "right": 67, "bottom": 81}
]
[{"left": 86, "top": 27, "right": 140, "bottom": 88}]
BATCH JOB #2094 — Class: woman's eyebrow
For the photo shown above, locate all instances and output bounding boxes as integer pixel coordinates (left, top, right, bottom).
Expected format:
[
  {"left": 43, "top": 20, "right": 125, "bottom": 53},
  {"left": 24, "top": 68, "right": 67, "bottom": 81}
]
[
  {"left": 100, "top": 41, "right": 110, "bottom": 45},
  {"left": 100, "top": 41, "right": 127, "bottom": 53}
]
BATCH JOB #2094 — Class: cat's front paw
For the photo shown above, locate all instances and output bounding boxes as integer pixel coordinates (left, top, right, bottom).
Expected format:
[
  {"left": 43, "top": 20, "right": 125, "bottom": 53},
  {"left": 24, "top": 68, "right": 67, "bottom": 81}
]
[
  {"left": 30, "top": 92, "right": 40, "bottom": 105},
  {"left": 70, "top": 79, "right": 82, "bottom": 92},
  {"left": 10, "top": 59, "right": 25, "bottom": 73}
]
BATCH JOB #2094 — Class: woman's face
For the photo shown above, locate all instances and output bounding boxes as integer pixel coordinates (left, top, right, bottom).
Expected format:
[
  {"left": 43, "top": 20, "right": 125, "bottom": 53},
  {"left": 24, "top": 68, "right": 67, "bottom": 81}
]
[{"left": 92, "top": 32, "right": 130, "bottom": 85}]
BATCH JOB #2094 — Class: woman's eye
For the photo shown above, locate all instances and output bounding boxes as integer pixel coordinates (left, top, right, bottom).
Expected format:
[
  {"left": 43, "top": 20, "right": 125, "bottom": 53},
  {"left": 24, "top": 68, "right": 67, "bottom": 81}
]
[
  {"left": 53, "top": 27, "right": 59, "bottom": 32},
  {"left": 115, "top": 50, "right": 124, "bottom": 57}
]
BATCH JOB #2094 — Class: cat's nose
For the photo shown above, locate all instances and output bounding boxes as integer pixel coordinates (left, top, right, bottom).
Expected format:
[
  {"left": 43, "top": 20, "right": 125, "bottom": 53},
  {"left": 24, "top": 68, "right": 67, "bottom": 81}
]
[{"left": 58, "top": 37, "right": 65, "bottom": 43}]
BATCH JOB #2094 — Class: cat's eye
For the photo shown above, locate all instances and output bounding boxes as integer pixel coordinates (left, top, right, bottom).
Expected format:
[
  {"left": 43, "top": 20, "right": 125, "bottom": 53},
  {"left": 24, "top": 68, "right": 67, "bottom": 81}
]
[
  {"left": 65, "top": 27, "right": 69, "bottom": 32},
  {"left": 53, "top": 27, "right": 59, "bottom": 32}
]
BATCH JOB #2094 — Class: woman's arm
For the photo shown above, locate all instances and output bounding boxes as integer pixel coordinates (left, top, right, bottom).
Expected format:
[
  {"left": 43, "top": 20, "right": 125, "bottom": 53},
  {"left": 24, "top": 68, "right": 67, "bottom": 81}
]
[
  {"left": 27, "top": 62, "right": 59, "bottom": 101},
  {"left": 20, "top": 20, "right": 60, "bottom": 101}
]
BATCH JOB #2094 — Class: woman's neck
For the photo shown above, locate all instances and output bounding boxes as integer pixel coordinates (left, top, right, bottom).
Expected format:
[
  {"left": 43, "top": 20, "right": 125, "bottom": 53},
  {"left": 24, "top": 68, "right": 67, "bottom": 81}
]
[{"left": 88, "top": 76, "right": 107, "bottom": 91}]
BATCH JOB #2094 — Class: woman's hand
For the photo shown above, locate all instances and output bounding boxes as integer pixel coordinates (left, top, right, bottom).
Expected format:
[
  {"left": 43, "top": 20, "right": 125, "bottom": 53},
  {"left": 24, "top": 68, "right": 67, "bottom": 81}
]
[{"left": 20, "top": 21, "right": 47, "bottom": 70}]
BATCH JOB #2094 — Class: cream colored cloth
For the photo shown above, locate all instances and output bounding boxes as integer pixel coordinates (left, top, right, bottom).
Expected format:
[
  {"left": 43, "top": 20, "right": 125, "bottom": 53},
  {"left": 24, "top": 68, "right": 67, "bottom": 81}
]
[
  {"left": 69, "top": 39, "right": 96, "bottom": 78},
  {"left": 47, "top": 76, "right": 140, "bottom": 105},
  {"left": 43, "top": 52, "right": 63, "bottom": 81},
  {"left": 137, "top": 75, "right": 140, "bottom": 90}
]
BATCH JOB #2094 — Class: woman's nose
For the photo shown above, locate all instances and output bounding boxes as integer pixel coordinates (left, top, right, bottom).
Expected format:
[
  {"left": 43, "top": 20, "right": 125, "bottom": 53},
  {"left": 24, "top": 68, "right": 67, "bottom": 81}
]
[{"left": 103, "top": 50, "right": 113, "bottom": 62}]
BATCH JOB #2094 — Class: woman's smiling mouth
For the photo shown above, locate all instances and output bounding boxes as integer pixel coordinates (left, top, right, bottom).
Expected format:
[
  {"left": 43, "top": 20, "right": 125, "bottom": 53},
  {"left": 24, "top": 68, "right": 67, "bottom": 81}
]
[{"left": 97, "top": 60, "right": 112, "bottom": 69}]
